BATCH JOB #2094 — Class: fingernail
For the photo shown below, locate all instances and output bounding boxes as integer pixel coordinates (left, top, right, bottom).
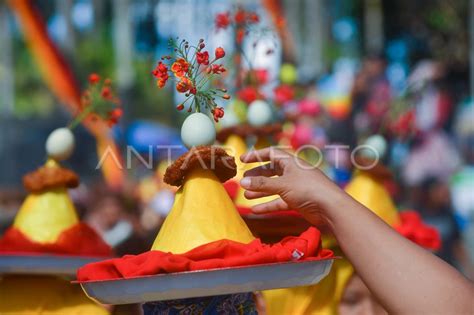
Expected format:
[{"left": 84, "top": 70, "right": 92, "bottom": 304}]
[{"left": 240, "top": 177, "right": 251, "bottom": 188}]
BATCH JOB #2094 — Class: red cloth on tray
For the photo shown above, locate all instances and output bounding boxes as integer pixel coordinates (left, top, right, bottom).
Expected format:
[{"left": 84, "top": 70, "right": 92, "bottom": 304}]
[
  {"left": 0, "top": 223, "right": 112, "bottom": 257},
  {"left": 394, "top": 211, "right": 441, "bottom": 251},
  {"left": 77, "top": 227, "right": 333, "bottom": 282}
]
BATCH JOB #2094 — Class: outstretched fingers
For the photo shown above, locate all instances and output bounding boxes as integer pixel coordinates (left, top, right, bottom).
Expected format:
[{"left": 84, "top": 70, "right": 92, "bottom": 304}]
[
  {"left": 243, "top": 163, "right": 282, "bottom": 178},
  {"left": 240, "top": 147, "right": 291, "bottom": 165},
  {"left": 244, "top": 190, "right": 275, "bottom": 200},
  {"left": 240, "top": 176, "right": 281, "bottom": 194},
  {"left": 251, "top": 198, "right": 289, "bottom": 214}
]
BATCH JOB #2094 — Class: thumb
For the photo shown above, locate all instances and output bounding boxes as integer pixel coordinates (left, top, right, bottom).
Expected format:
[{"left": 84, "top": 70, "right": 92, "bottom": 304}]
[{"left": 240, "top": 176, "right": 281, "bottom": 194}]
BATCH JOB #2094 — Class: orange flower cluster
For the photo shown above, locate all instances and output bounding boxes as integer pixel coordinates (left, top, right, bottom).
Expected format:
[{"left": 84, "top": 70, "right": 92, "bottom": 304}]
[
  {"left": 152, "top": 38, "right": 230, "bottom": 122},
  {"left": 152, "top": 61, "right": 169, "bottom": 88},
  {"left": 73, "top": 74, "right": 122, "bottom": 128}
]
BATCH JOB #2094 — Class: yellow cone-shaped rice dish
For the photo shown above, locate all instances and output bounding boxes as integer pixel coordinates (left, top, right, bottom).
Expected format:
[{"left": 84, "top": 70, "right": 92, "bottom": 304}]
[
  {"left": 345, "top": 171, "right": 400, "bottom": 226},
  {"left": 152, "top": 168, "right": 255, "bottom": 254},
  {"left": 13, "top": 160, "right": 79, "bottom": 244},
  {"left": 0, "top": 276, "right": 108, "bottom": 315}
]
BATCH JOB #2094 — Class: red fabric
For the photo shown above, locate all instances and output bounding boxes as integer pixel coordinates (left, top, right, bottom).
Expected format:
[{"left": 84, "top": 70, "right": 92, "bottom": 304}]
[
  {"left": 223, "top": 180, "right": 239, "bottom": 200},
  {"left": 394, "top": 211, "right": 442, "bottom": 251},
  {"left": 77, "top": 227, "right": 333, "bottom": 282},
  {"left": 0, "top": 223, "right": 112, "bottom": 257}
]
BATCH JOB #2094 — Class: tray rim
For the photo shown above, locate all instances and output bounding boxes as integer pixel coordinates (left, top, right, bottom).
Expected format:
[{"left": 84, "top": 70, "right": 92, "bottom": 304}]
[
  {"left": 0, "top": 252, "right": 112, "bottom": 260},
  {"left": 75, "top": 257, "right": 337, "bottom": 284},
  {"left": 0, "top": 253, "right": 113, "bottom": 276}
]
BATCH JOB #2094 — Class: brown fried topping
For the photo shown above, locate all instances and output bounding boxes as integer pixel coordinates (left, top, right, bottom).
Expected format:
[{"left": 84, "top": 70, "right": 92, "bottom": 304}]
[
  {"left": 164, "top": 146, "right": 237, "bottom": 187},
  {"left": 23, "top": 165, "right": 79, "bottom": 193}
]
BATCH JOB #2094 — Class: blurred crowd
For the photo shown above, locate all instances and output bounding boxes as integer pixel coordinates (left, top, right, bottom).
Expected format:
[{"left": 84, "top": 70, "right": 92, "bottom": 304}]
[
  {"left": 3, "top": 54, "right": 472, "bottom": 281},
  {"left": 326, "top": 55, "right": 474, "bottom": 277}
]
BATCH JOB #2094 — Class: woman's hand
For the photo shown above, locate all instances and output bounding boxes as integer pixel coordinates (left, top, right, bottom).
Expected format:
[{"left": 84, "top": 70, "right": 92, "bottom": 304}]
[
  {"left": 240, "top": 147, "right": 345, "bottom": 226},
  {"left": 241, "top": 147, "right": 474, "bottom": 315}
]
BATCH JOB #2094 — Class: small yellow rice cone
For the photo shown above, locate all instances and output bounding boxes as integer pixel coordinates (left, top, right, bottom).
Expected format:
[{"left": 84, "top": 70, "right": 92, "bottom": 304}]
[
  {"left": 345, "top": 171, "right": 400, "bottom": 226},
  {"left": 0, "top": 276, "right": 109, "bottom": 315},
  {"left": 13, "top": 160, "right": 78, "bottom": 244}
]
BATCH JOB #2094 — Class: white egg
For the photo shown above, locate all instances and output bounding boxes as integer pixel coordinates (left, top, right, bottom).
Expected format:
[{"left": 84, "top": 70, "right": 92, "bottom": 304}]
[
  {"left": 247, "top": 100, "right": 273, "bottom": 127},
  {"left": 361, "top": 134, "right": 387, "bottom": 159},
  {"left": 181, "top": 112, "right": 216, "bottom": 148},
  {"left": 219, "top": 109, "right": 239, "bottom": 128},
  {"left": 45, "top": 128, "right": 75, "bottom": 161}
]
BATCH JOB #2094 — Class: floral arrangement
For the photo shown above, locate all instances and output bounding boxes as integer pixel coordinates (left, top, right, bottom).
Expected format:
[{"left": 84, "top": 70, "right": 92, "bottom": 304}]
[
  {"left": 215, "top": 7, "right": 260, "bottom": 44},
  {"left": 152, "top": 38, "right": 230, "bottom": 122},
  {"left": 45, "top": 73, "right": 122, "bottom": 162},
  {"left": 69, "top": 73, "right": 122, "bottom": 129}
]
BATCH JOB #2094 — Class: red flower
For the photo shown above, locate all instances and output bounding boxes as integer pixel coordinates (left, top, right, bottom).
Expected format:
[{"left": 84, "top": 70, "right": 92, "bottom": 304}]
[
  {"left": 157, "top": 78, "right": 167, "bottom": 88},
  {"left": 153, "top": 62, "right": 169, "bottom": 88},
  {"left": 252, "top": 69, "right": 268, "bottom": 85},
  {"left": 176, "top": 104, "right": 185, "bottom": 111},
  {"left": 215, "top": 47, "right": 225, "bottom": 60},
  {"left": 235, "top": 9, "right": 246, "bottom": 24},
  {"left": 248, "top": 12, "right": 259, "bottom": 24},
  {"left": 152, "top": 62, "right": 168, "bottom": 77},
  {"left": 171, "top": 58, "right": 189, "bottom": 78},
  {"left": 89, "top": 73, "right": 100, "bottom": 84},
  {"left": 215, "top": 12, "right": 230, "bottom": 29},
  {"left": 237, "top": 86, "right": 261, "bottom": 104},
  {"left": 107, "top": 108, "right": 123, "bottom": 127},
  {"left": 208, "top": 64, "right": 226, "bottom": 75},
  {"left": 274, "top": 85, "right": 295, "bottom": 104},
  {"left": 196, "top": 51, "right": 209, "bottom": 65},
  {"left": 236, "top": 28, "right": 245, "bottom": 44},
  {"left": 101, "top": 87, "right": 112, "bottom": 99},
  {"left": 212, "top": 107, "right": 225, "bottom": 122},
  {"left": 176, "top": 77, "right": 193, "bottom": 93}
]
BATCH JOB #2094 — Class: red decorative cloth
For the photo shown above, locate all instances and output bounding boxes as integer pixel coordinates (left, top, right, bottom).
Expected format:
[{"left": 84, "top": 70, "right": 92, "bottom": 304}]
[
  {"left": 77, "top": 227, "right": 333, "bottom": 282},
  {"left": 223, "top": 180, "right": 239, "bottom": 200},
  {"left": 237, "top": 206, "right": 301, "bottom": 217},
  {"left": 394, "top": 211, "right": 442, "bottom": 251},
  {"left": 0, "top": 223, "right": 113, "bottom": 257}
]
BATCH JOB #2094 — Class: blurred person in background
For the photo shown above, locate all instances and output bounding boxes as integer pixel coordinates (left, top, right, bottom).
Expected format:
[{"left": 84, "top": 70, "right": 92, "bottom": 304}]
[
  {"left": 351, "top": 54, "right": 391, "bottom": 138},
  {"left": 416, "top": 177, "right": 461, "bottom": 267},
  {"left": 339, "top": 273, "right": 387, "bottom": 315},
  {"left": 84, "top": 186, "right": 153, "bottom": 255},
  {"left": 407, "top": 60, "right": 454, "bottom": 134},
  {"left": 450, "top": 102, "right": 474, "bottom": 279},
  {"left": 0, "top": 190, "right": 24, "bottom": 234}
]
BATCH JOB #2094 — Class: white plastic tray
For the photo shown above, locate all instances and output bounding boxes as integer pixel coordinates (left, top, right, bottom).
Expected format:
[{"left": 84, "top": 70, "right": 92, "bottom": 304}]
[
  {"left": 79, "top": 258, "right": 334, "bottom": 304},
  {"left": 0, "top": 253, "right": 107, "bottom": 277}
]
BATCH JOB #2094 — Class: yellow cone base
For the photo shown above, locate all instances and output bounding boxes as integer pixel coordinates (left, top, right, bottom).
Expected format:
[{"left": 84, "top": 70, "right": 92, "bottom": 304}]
[{"left": 152, "top": 168, "right": 255, "bottom": 254}]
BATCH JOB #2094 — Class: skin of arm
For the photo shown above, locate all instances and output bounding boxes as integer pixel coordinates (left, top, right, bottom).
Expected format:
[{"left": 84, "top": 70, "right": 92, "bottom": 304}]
[{"left": 240, "top": 148, "right": 474, "bottom": 315}]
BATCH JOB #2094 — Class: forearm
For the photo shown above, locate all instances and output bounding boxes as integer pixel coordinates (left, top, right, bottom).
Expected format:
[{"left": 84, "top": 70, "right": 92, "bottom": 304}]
[{"left": 326, "top": 192, "right": 474, "bottom": 314}]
